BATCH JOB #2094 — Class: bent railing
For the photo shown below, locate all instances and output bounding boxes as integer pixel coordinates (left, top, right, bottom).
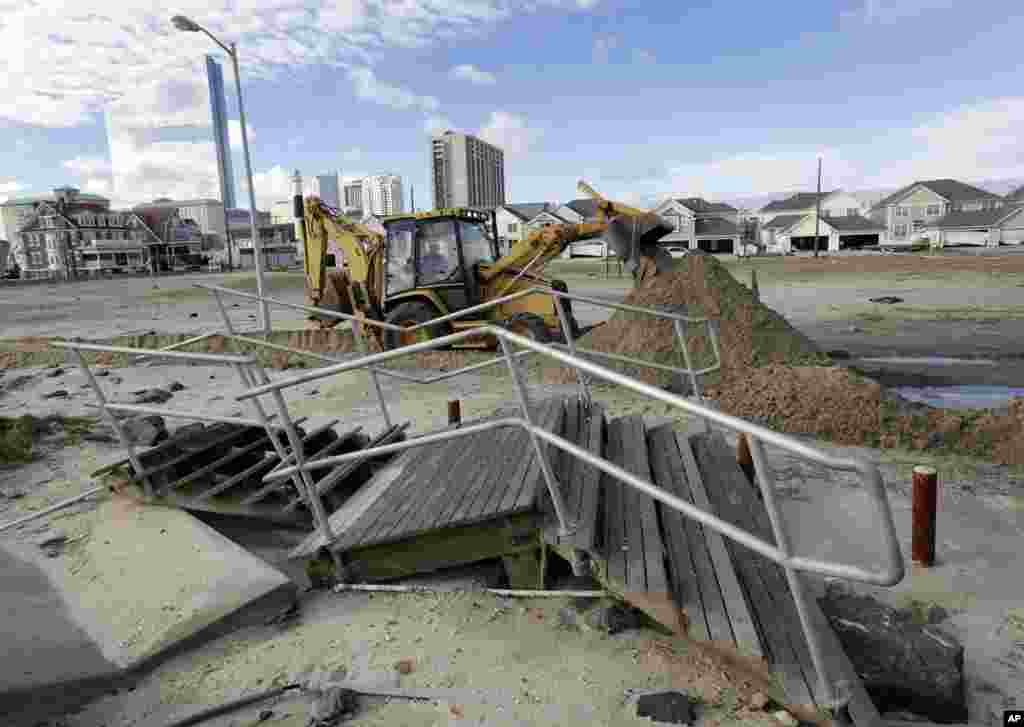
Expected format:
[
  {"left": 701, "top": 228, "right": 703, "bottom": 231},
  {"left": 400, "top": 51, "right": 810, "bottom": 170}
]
[{"left": 233, "top": 323, "right": 903, "bottom": 710}]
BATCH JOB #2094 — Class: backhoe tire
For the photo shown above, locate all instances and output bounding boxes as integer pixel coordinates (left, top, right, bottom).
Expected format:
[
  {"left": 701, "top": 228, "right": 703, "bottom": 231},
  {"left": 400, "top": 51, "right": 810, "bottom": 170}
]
[
  {"left": 505, "top": 313, "right": 552, "bottom": 344},
  {"left": 383, "top": 300, "right": 451, "bottom": 351}
]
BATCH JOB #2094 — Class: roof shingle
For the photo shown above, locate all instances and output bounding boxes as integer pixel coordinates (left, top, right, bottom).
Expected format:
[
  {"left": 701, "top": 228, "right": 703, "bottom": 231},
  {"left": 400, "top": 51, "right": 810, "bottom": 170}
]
[
  {"left": 872, "top": 179, "right": 1002, "bottom": 210},
  {"left": 562, "top": 198, "right": 600, "bottom": 220},
  {"left": 760, "top": 191, "right": 836, "bottom": 213},
  {"left": 762, "top": 214, "right": 805, "bottom": 230},
  {"left": 931, "top": 204, "right": 1024, "bottom": 229},
  {"left": 694, "top": 217, "right": 740, "bottom": 237},
  {"left": 675, "top": 197, "right": 737, "bottom": 214},
  {"left": 502, "top": 203, "right": 551, "bottom": 221}
]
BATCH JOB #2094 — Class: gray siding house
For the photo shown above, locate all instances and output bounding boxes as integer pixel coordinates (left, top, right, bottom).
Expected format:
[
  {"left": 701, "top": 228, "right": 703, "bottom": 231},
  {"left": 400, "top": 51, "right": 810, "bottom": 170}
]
[{"left": 868, "top": 179, "right": 1004, "bottom": 246}]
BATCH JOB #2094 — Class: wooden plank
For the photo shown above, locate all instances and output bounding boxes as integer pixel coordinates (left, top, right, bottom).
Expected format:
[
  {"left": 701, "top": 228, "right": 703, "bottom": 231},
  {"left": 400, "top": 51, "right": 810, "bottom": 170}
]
[
  {"left": 601, "top": 417, "right": 627, "bottom": 586},
  {"left": 341, "top": 512, "right": 541, "bottom": 583},
  {"left": 444, "top": 424, "right": 522, "bottom": 527},
  {"left": 472, "top": 426, "right": 534, "bottom": 521},
  {"left": 495, "top": 398, "right": 559, "bottom": 515},
  {"left": 571, "top": 403, "right": 605, "bottom": 552},
  {"left": 396, "top": 429, "right": 500, "bottom": 537},
  {"left": 241, "top": 427, "right": 364, "bottom": 505},
  {"left": 629, "top": 416, "right": 669, "bottom": 597},
  {"left": 193, "top": 453, "right": 279, "bottom": 501},
  {"left": 688, "top": 432, "right": 813, "bottom": 707},
  {"left": 671, "top": 432, "right": 744, "bottom": 647},
  {"left": 646, "top": 425, "right": 709, "bottom": 642},
  {"left": 329, "top": 435, "right": 455, "bottom": 551},
  {"left": 513, "top": 398, "right": 566, "bottom": 511},
  {"left": 802, "top": 587, "right": 885, "bottom": 727},
  {"left": 354, "top": 429, "right": 488, "bottom": 547},
  {"left": 616, "top": 417, "right": 648, "bottom": 595},
  {"left": 557, "top": 396, "right": 581, "bottom": 519},
  {"left": 289, "top": 448, "right": 421, "bottom": 560}
]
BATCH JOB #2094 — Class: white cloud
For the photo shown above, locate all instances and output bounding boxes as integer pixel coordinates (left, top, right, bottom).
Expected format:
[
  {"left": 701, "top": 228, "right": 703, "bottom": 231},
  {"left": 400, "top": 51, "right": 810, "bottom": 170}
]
[
  {"left": 592, "top": 34, "right": 619, "bottom": 63},
  {"left": 478, "top": 111, "right": 540, "bottom": 156},
  {"left": 450, "top": 64, "right": 496, "bottom": 85},
  {"left": 852, "top": 0, "right": 957, "bottom": 23},
  {"left": 424, "top": 115, "right": 456, "bottom": 135},
  {"left": 227, "top": 119, "right": 255, "bottom": 150},
  {"left": 347, "top": 67, "right": 439, "bottom": 112},
  {"left": 62, "top": 156, "right": 113, "bottom": 177},
  {"left": 0, "top": 0, "right": 596, "bottom": 131}
]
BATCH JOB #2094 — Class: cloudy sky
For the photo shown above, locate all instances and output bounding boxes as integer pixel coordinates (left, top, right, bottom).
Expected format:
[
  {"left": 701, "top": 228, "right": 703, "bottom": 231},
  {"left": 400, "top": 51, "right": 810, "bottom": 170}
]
[{"left": 1, "top": 0, "right": 1023, "bottom": 212}]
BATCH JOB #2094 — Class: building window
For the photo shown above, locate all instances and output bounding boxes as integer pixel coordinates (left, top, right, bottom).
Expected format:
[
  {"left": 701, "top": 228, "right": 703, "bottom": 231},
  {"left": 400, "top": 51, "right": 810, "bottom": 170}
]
[
  {"left": 894, "top": 223, "right": 908, "bottom": 237},
  {"left": 507, "top": 223, "right": 517, "bottom": 233},
  {"left": 895, "top": 207, "right": 908, "bottom": 217},
  {"left": 926, "top": 204, "right": 941, "bottom": 216}
]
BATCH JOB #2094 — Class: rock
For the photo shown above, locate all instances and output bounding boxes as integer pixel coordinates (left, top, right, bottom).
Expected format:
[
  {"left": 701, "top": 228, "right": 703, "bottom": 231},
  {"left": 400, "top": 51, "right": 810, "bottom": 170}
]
[
  {"left": 583, "top": 602, "right": 643, "bottom": 634},
  {"left": 121, "top": 415, "right": 169, "bottom": 446},
  {"left": 46, "top": 368, "right": 64, "bottom": 378},
  {"left": 819, "top": 584, "right": 967, "bottom": 722},
  {"left": 130, "top": 388, "right": 173, "bottom": 405},
  {"left": 166, "top": 381, "right": 186, "bottom": 392},
  {"left": 189, "top": 312, "right": 198, "bottom": 318},
  {"left": 42, "top": 389, "right": 69, "bottom": 399},
  {"left": 634, "top": 691, "right": 696, "bottom": 725},
  {"left": 771, "top": 709, "right": 799, "bottom": 727}
]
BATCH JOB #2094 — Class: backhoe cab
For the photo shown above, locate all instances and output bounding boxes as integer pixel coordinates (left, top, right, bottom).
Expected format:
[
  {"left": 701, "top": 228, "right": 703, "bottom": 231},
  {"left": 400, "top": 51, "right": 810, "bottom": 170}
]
[{"left": 378, "top": 208, "right": 577, "bottom": 350}]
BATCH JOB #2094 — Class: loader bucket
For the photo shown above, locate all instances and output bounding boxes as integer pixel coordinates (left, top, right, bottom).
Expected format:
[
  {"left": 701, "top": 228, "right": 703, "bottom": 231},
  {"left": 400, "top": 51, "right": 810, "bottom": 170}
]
[{"left": 605, "top": 213, "right": 673, "bottom": 267}]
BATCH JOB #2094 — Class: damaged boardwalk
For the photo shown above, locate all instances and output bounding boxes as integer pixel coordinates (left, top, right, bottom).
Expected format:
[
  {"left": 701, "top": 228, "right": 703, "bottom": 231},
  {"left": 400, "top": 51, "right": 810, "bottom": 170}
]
[{"left": 283, "top": 394, "right": 882, "bottom": 726}]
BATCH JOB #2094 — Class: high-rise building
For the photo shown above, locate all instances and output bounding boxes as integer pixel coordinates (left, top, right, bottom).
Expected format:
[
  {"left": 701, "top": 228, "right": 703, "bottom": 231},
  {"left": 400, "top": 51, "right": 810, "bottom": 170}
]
[
  {"left": 205, "top": 55, "right": 236, "bottom": 211},
  {"left": 310, "top": 173, "right": 341, "bottom": 208},
  {"left": 343, "top": 180, "right": 364, "bottom": 210},
  {"left": 362, "top": 174, "right": 404, "bottom": 217},
  {"left": 430, "top": 130, "right": 505, "bottom": 209}
]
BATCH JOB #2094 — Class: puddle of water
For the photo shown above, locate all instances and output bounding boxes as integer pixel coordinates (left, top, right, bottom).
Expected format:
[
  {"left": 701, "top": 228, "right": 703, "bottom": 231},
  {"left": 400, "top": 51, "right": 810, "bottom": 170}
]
[
  {"left": 893, "top": 385, "right": 1024, "bottom": 409},
  {"left": 861, "top": 356, "right": 997, "bottom": 366}
]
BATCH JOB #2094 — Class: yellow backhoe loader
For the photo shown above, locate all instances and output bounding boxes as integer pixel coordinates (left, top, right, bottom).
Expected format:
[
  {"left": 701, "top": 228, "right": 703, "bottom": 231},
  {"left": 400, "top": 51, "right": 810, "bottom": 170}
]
[{"left": 300, "top": 182, "right": 672, "bottom": 351}]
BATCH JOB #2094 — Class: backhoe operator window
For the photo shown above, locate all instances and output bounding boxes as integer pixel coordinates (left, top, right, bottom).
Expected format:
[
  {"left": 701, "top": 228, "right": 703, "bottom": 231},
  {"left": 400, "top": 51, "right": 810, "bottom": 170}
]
[
  {"left": 385, "top": 221, "right": 415, "bottom": 294},
  {"left": 417, "top": 220, "right": 459, "bottom": 285},
  {"left": 458, "top": 221, "right": 497, "bottom": 268}
]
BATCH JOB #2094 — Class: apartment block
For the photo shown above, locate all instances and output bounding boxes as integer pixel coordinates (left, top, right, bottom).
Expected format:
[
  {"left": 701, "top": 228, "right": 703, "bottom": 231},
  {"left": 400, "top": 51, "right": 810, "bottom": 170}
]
[{"left": 430, "top": 130, "right": 505, "bottom": 209}]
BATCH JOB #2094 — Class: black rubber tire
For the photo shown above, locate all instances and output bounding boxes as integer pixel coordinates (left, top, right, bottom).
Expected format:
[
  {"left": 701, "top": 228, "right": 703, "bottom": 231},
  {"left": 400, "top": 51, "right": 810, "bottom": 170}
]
[
  {"left": 505, "top": 313, "right": 552, "bottom": 343},
  {"left": 382, "top": 300, "right": 451, "bottom": 351}
]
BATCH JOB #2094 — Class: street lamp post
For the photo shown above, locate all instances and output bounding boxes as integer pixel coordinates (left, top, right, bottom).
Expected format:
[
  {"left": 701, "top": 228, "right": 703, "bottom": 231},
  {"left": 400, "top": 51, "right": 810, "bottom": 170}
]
[{"left": 172, "top": 14, "right": 270, "bottom": 337}]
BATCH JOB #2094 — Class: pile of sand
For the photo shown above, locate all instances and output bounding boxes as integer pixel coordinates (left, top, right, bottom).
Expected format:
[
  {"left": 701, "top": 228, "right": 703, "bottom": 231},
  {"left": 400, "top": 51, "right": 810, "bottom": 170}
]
[{"left": 542, "top": 253, "right": 1024, "bottom": 465}]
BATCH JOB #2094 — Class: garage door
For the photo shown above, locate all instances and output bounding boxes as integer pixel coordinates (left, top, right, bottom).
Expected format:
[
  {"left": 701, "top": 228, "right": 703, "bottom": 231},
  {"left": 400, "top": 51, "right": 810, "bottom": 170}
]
[
  {"left": 944, "top": 229, "right": 987, "bottom": 246},
  {"left": 1002, "top": 228, "right": 1024, "bottom": 245}
]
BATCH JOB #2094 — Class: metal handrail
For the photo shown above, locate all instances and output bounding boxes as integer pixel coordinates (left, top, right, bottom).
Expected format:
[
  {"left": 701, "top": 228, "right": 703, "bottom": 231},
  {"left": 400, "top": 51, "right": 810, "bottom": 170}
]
[{"left": 234, "top": 322, "right": 904, "bottom": 711}]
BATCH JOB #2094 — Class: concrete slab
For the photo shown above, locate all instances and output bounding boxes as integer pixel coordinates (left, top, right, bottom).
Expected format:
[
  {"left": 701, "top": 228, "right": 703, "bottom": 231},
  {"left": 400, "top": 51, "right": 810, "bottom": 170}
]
[{"left": 0, "top": 494, "right": 296, "bottom": 723}]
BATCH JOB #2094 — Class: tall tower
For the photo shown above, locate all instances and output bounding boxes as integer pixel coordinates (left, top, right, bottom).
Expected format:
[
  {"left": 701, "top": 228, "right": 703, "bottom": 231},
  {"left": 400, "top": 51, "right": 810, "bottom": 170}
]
[
  {"left": 430, "top": 130, "right": 505, "bottom": 210},
  {"left": 291, "top": 169, "right": 304, "bottom": 241},
  {"left": 205, "top": 55, "right": 236, "bottom": 211}
]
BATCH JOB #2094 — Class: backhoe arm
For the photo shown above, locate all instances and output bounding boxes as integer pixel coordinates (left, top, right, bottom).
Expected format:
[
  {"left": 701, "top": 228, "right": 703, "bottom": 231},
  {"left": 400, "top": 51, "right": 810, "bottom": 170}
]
[
  {"left": 302, "top": 197, "right": 382, "bottom": 303},
  {"left": 478, "top": 221, "right": 608, "bottom": 283}
]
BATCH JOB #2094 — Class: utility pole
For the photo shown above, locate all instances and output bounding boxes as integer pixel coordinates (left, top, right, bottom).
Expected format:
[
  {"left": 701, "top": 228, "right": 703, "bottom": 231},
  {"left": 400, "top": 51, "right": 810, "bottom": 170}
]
[
  {"left": 814, "top": 157, "right": 822, "bottom": 258},
  {"left": 410, "top": 185, "right": 415, "bottom": 213}
]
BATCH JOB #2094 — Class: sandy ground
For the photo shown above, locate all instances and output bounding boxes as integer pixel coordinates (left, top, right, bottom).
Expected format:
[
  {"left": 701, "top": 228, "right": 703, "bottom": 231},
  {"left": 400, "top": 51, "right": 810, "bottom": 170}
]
[{"left": 5, "top": 251, "right": 1024, "bottom": 725}]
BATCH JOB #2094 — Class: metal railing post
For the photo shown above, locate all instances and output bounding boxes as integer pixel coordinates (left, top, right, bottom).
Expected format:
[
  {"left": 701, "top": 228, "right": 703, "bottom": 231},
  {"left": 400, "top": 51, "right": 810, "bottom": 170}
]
[
  {"left": 498, "top": 336, "right": 573, "bottom": 536},
  {"left": 748, "top": 436, "right": 837, "bottom": 709},
  {"left": 247, "top": 363, "right": 338, "bottom": 549},
  {"left": 73, "top": 348, "right": 154, "bottom": 498},
  {"left": 551, "top": 293, "right": 591, "bottom": 407},
  {"left": 672, "top": 318, "right": 710, "bottom": 433},
  {"left": 349, "top": 317, "right": 392, "bottom": 430}
]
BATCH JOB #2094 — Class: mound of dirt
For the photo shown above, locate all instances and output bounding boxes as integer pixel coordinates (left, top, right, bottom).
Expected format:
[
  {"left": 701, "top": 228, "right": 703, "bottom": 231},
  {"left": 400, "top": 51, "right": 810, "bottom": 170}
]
[{"left": 544, "top": 253, "right": 828, "bottom": 390}]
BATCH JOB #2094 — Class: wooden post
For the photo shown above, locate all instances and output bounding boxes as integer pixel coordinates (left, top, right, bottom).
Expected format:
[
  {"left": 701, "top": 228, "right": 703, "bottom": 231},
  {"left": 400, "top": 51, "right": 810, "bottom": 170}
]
[
  {"left": 447, "top": 400, "right": 461, "bottom": 427},
  {"left": 912, "top": 465, "right": 938, "bottom": 567},
  {"left": 736, "top": 434, "right": 760, "bottom": 498},
  {"left": 750, "top": 269, "right": 759, "bottom": 302}
]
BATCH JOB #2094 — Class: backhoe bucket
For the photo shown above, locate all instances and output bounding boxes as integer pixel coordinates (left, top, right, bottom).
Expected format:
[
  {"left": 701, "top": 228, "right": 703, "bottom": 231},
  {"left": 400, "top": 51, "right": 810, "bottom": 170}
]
[{"left": 605, "top": 213, "right": 673, "bottom": 267}]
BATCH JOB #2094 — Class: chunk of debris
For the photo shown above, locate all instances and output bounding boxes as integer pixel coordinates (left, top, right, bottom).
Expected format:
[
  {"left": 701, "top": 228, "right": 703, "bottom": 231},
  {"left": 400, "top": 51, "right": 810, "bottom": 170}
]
[
  {"left": 632, "top": 691, "right": 697, "bottom": 725},
  {"left": 819, "top": 583, "right": 967, "bottom": 722},
  {"left": 307, "top": 686, "right": 358, "bottom": 726},
  {"left": 189, "top": 312, "right": 199, "bottom": 318},
  {"left": 42, "top": 389, "right": 69, "bottom": 399},
  {"left": 46, "top": 367, "right": 65, "bottom": 378},
  {"left": 583, "top": 602, "right": 643, "bottom": 634},
  {"left": 121, "top": 415, "right": 169, "bottom": 446},
  {"left": 868, "top": 296, "right": 903, "bottom": 304},
  {"left": 166, "top": 381, "right": 186, "bottom": 392},
  {"left": 129, "top": 388, "right": 173, "bottom": 405}
]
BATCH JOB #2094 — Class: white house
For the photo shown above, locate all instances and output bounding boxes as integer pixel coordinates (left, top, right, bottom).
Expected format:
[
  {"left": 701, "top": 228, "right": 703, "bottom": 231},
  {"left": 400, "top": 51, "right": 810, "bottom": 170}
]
[
  {"left": 868, "top": 179, "right": 1004, "bottom": 247},
  {"left": 495, "top": 203, "right": 553, "bottom": 255},
  {"left": 652, "top": 198, "right": 745, "bottom": 254},
  {"left": 760, "top": 213, "right": 886, "bottom": 253},
  {"left": 924, "top": 204, "right": 1024, "bottom": 247}
]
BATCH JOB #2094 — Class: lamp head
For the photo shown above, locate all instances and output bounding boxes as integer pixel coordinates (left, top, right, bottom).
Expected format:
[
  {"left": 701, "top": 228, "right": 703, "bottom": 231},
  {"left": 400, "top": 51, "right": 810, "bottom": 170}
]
[{"left": 171, "top": 15, "right": 201, "bottom": 32}]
